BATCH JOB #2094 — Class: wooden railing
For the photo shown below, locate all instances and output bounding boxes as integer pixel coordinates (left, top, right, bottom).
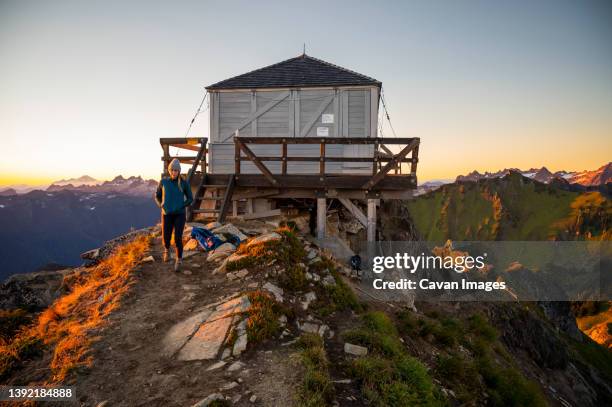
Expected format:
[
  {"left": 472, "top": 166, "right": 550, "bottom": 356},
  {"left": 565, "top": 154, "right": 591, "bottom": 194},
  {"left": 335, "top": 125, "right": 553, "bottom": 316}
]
[
  {"left": 159, "top": 137, "right": 208, "bottom": 184},
  {"left": 233, "top": 137, "right": 419, "bottom": 190}
]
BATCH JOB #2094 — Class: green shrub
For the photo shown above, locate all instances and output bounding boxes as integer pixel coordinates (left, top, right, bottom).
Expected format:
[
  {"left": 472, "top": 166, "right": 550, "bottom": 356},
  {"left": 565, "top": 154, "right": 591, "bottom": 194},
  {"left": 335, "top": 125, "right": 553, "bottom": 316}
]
[
  {"left": 344, "top": 312, "right": 443, "bottom": 406},
  {"left": 246, "top": 291, "right": 283, "bottom": 344},
  {"left": 435, "top": 354, "right": 466, "bottom": 381},
  {"left": 278, "top": 264, "right": 308, "bottom": 291},
  {"left": 467, "top": 314, "right": 497, "bottom": 342},
  {"left": 476, "top": 356, "right": 546, "bottom": 407},
  {"left": 227, "top": 227, "right": 305, "bottom": 272},
  {"left": 296, "top": 333, "right": 334, "bottom": 407},
  {"left": 396, "top": 309, "right": 419, "bottom": 335}
]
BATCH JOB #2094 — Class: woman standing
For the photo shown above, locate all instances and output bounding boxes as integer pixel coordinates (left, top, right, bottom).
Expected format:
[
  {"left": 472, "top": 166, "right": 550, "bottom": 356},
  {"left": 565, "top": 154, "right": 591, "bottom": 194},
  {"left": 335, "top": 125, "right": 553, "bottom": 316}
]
[{"left": 155, "top": 158, "right": 193, "bottom": 271}]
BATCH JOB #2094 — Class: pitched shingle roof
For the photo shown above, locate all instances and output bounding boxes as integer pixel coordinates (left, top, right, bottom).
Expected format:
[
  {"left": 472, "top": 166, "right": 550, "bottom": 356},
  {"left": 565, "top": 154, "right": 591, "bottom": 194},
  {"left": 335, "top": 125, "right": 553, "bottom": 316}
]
[{"left": 206, "top": 54, "right": 381, "bottom": 90}]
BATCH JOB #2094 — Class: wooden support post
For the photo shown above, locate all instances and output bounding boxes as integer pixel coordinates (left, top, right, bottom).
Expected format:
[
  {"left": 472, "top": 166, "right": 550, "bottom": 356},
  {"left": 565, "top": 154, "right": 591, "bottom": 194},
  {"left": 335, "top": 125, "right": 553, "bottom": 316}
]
[
  {"left": 367, "top": 199, "right": 377, "bottom": 242},
  {"left": 234, "top": 133, "right": 241, "bottom": 176},
  {"left": 162, "top": 144, "right": 170, "bottom": 176},
  {"left": 186, "top": 141, "right": 206, "bottom": 184},
  {"left": 218, "top": 174, "right": 235, "bottom": 223},
  {"left": 232, "top": 200, "right": 238, "bottom": 217},
  {"left": 317, "top": 198, "right": 326, "bottom": 240},
  {"left": 201, "top": 140, "right": 207, "bottom": 175},
  {"left": 373, "top": 140, "right": 379, "bottom": 176},
  {"left": 282, "top": 140, "right": 287, "bottom": 175},
  {"left": 410, "top": 144, "right": 419, "bottom": 177},
  {"left": 247, "top": 198, "right": 254, "bottom": 214},
  {"left": 319, "top": 141, "right": 326, "bottom": 176}
]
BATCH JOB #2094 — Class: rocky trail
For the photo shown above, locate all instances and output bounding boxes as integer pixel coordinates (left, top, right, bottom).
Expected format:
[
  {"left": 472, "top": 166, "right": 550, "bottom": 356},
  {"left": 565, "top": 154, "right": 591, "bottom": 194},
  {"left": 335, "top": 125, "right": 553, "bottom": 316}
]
[{"left": 71, "top": 221, "right": 367, "bottom": 407}]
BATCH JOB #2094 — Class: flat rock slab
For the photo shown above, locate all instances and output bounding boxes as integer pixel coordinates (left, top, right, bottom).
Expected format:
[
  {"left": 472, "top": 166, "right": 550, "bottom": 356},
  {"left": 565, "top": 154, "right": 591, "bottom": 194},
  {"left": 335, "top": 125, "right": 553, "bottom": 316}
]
[
  {"left": 178, "top": 316, "right": 235, "bottom": 361},
  {"left": 208, "top": 295, "right": 250, "bottom": 321},
  {"left": 162, "top": 309, "right": 212, "bottom": 357},
  {"left": 344, "top": 342, "right": 368, "bottom": 356},
  {"left": 174, "top": 295, "right": 251, "bottom": 361}
]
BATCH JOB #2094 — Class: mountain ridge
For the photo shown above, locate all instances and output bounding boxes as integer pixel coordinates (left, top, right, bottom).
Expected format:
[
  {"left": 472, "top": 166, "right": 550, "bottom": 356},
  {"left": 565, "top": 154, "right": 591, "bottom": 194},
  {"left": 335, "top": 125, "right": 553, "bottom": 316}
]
[{"left": 455, "top": 162, "right": 611, "bottom": 186}]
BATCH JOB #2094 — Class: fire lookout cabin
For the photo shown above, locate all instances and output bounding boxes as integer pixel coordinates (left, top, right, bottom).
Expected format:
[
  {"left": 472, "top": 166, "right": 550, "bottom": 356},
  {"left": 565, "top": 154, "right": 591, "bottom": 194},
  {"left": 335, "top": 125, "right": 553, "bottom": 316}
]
[{"left": 160, "top": 54, "right": 420, "bottom": 242}]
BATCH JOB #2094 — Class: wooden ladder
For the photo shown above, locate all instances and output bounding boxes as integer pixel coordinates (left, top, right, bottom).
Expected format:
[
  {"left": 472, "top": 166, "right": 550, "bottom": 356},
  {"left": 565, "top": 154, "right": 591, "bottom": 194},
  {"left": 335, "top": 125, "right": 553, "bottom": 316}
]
[{"left": 189, "top": 174, "right": 235, "bottom": 222}]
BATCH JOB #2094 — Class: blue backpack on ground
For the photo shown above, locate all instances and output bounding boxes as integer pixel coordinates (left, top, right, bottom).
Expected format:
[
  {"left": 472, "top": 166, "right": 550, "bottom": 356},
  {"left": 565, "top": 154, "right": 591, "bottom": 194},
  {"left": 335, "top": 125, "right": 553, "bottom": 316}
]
[{"left": 191, "top": 227, "right": 224, "bottom": 251}]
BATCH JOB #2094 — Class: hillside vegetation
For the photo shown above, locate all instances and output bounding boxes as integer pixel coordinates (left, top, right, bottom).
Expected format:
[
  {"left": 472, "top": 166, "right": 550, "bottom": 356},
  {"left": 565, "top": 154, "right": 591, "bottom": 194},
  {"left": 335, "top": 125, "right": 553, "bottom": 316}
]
[
  {"left": 406, "top": 173, "right": 610, "bottom": 241},
  {"left": 1, "top": 234, "right": 151, "bottom": 382}
]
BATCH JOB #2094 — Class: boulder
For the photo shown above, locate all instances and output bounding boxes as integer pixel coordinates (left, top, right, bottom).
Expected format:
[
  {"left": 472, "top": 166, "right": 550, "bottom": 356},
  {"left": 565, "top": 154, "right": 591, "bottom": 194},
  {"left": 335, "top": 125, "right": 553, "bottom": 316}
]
[
  {"left": 227, "top": 269, "right": 249, "bottom": 281},
  {"left": 0, "top": 268, "right": 74, "bottom": 311},
  {"left": 220, "top": 382, "right": 239, "bottom": 391},
  {"left": 227, "top": 361, "right": 245, "bottom": 372},
  {"left": 184, "top": 238, "right": 200, "bottom": 251},
  {"left": 81, "top": 248, "right": 100, "bottom": 260},
  {"left": 233, "top": 333, "right": 248, "bottom": 356},
  {"left": 262, "top": 282, "right": 284, "bottom": 302},
  {"left": 344, "top": 343, "right": 368, "bottom": 356},
  {"left": 306, "top": 249, "right": 318, "bottom": 260},
  {"left": 207, "top": 243, "right": 236, "bottom": 262},
  {"left": 211, "top": 223, "right": 248, "bottom": 242},
  {"left": 205, "top": 221, "right": 222, "bottom": 230},
  {"left": 246, "top": 232, "right": 282, "bottom": 248},
  {"left": 322, "top": 275, "right": 336, "bottom": 286},
  {"left": 301, "top": 292, "right": 317, "bottom": 310},
  {"left": 227, "top": 252, "right": 248, "bottom": 264},
  {"left": 298, "top": 321, "right": 320, "bottom": 334}
]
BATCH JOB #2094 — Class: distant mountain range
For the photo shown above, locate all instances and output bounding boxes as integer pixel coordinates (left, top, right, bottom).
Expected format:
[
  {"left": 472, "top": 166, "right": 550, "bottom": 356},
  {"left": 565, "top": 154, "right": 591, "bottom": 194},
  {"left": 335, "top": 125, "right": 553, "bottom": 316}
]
[
  {"left": 0, "top": 175, "right": 158, "bottom": 197},
  {"left": 456, "top": 162, "right": 611, "bottom": 186},
  {"left": 0, "top": 188, "right": 159, "bottom": 281},
  {"left": 47, "top": 175, "right": 158, "bottom": 197},
  {"left": 415, "top": 162, "right": 611, "bottom": 196},
  {"left": 50, "top": 175, "right": 100, "bottom": 187}
]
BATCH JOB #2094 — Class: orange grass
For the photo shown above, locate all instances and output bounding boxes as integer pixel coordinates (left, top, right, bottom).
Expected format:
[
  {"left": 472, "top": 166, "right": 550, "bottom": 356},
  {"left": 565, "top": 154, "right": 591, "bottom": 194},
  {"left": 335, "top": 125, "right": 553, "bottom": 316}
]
[{"left": 0, "top": 234, "right": 150, "bottom": 383}]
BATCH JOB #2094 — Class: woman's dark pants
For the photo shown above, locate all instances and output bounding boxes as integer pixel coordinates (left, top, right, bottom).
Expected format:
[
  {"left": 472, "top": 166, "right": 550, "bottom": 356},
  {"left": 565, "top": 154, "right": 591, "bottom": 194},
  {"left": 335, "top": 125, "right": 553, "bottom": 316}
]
[{"left": 162, "top": 212, "right": 186, "bottom": 259}]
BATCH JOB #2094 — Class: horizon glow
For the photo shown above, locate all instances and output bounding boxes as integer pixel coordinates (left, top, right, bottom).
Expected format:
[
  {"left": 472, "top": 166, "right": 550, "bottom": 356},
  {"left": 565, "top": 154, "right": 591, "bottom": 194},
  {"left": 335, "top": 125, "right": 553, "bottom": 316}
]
[{"left": 1, "top": 0, "right": 611, "bottom": 186}]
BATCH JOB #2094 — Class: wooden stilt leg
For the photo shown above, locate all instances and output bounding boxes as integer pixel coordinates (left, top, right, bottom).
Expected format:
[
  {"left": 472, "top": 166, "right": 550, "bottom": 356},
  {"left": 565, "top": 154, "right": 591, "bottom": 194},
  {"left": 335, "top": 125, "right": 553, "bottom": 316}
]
[
  {"left": 317, "top": 198, "right": 326, "bottom": 240},
  {"left": 367, "top": 199, "right": 376, "bottom": 242}
]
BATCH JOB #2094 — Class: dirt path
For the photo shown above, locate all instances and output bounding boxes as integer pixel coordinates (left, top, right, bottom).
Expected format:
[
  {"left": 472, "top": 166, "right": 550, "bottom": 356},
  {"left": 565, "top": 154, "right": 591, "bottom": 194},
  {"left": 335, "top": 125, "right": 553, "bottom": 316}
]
[{"left": 74, "top": 237, "right": 301, "bottom": 407}]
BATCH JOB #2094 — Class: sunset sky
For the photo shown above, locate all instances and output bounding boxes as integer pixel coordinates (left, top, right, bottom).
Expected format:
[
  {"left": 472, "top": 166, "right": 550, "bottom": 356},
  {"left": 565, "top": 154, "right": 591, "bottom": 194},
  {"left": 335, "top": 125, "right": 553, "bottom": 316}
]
[{"left": 1, "top": 0, "right": 611, "bottom": 186}]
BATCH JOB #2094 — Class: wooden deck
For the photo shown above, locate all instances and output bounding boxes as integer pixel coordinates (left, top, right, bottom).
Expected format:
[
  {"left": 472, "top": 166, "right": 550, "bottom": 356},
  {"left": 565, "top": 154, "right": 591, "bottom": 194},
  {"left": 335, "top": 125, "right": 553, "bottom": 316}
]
[{"left": 160, "top": 136, "right": 420, "bottom": 220}]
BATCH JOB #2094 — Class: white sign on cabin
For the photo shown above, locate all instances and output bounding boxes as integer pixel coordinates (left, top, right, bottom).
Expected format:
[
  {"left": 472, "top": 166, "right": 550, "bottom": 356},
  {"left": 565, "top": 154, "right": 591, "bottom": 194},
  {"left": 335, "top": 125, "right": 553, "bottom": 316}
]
[
  {"left": 316, "top": 127, "right": 329, "bottom": 137},
  {"left": 322, "top": 113, "right": 334, "bottom": 124}
]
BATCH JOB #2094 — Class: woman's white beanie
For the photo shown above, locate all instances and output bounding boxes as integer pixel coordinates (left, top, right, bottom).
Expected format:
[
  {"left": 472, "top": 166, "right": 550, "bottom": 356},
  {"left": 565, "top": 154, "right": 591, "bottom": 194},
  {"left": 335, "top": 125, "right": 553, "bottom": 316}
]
[{"left": 168, "top": 158, "right": 181, "bottom": 172}]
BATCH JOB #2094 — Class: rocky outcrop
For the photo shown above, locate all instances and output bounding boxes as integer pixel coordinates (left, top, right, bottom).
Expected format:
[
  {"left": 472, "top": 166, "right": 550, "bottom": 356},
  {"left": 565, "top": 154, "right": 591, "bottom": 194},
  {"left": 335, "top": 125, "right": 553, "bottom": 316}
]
[
  {"left": 378, "top": 200, "right": 421, "bottom": 241},
  {"left": 490, "top": 303, "right": 612, "bottom": 406},
  {"left": 0, "top": 268, "right": 75, "bottom": 311},
  {"left": 80, "top": 226, "right": 157, "bottom": 265}
]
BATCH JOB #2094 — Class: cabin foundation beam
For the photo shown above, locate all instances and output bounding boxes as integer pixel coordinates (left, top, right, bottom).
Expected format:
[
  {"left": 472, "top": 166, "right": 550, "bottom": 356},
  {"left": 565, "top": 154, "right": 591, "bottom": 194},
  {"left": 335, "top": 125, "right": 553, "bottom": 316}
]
[
  {"left": 317, "top": 198, "right": 326, "bottom": 239},
  {"left": 367, "top": 199, "right": 377, "bottom": 242}
]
